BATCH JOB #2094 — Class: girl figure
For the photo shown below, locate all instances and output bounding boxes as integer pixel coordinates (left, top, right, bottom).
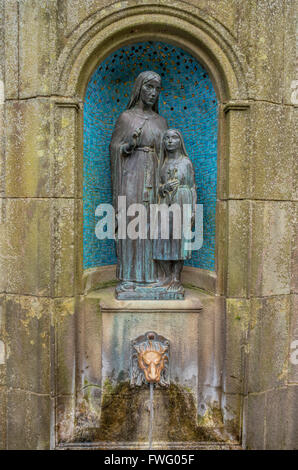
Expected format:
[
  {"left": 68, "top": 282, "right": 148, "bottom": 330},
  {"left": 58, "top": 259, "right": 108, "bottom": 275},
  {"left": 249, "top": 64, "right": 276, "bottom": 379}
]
[
  {"left": 110, "top": 71, "right": 168, "bottom": 297},
  {"left": 153, "top": 129, "right": 197, "bottom": 293}
]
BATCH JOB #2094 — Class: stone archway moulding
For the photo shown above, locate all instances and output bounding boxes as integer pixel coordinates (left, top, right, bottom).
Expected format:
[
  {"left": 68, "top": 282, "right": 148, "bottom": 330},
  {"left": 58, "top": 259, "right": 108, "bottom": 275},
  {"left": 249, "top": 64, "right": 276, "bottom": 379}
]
[{"left": 55, "top": 1, "right": 249, "bottom": 102}]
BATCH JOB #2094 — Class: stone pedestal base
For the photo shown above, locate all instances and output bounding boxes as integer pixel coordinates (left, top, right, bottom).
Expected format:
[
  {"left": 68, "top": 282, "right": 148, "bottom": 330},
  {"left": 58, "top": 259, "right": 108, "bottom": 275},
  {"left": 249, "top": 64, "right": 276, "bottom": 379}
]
[
  {"left": 115, "top": 283, "right": 184, "bottom": 300},
  {"left": 94, "top": 287, "right": 203, "bottom": 391}
]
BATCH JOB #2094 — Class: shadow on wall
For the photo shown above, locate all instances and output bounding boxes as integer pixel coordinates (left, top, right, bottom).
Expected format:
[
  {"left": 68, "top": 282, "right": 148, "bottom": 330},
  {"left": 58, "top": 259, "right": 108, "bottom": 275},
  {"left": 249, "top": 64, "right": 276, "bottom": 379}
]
[{"left": 83, "top": 41, "right": 218, "bottom": 271}]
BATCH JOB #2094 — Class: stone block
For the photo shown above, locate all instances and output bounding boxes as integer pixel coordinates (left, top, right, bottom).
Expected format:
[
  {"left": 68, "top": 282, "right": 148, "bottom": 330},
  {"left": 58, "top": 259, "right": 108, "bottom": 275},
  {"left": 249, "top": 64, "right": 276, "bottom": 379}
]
[
  {"left": 0, "top": 102, "right": 5, "bottom": 196},
  {"left": 226, "top": 108, "right": 250, "bottom": 199},
  {"left": 54, "top": 297, "right": 76, "bottom": 396},
  {"left": 4, "top": 0, "right": 18, "bottom": 99},
  {"left": 293, "top": 110, "right": 298, "bottom": 200},
  {"left": 289, "top": 294, "right": 298, "bottom": 383},
  {"left": 206, "top": 0, "right": 237, "bottom": 37},
  {"left": 7, "top": 390, "right": 51, "bottom": 450},
  {"left": 76, "top": 296, "right": 102, "bottom": 395},
  {"left": 247, "top": 1, "right": 284, "bottom": 102},
  {"left": 226, "top": 200, "right": 250, "bottom": 297},
  {"left": 0, "top": 348, "right": 6, "bottom": 388},
  {"left": 0, "top": 294, "right": 6, "bottom": 387},
  {"left": 197, "top": 295, "right": 224, "bottom": 390},
  {"left": 0, "top": 204, "right": 7, "bottom": 293},
  {"left": 250, "top": 104, "right": 294, "bottom": 200},
  {"left": 5, "top": 294, "right": 51, "bottom": 394},
  {"left": 285, "top": 386, "right": 298, "bottom": 449},
  {"left": 265, "top": 387, "right": 288, "bottom": 450},
  {"left": 52, "top": 199, "right": 76, "bottom": 297},
  {"left": 248, "top": 296, "right": 290, "bottom": 393},
  {"left": 5, "top": 99, "right": 53, "bottom": 198},
  {"left": 61, "top": 0, "right": 100, "bottom": 37},
  {"left": 283, "top": 0, "right": 298, "bottom": 105},
  {"left": 216, "top": 200, "right": 227, "bottom": 296},
  {"left": 0, "top": 388, "right": 6, "bottom": 449},
  {"left": 5, "top": 198, "right": 51, "bottom": 296},
  {"left": 291, "top": 204, "right": 298, "bottom": 294},
  {"left": 223, "top": 298, "right": 249, "bottom": 394},
  {"left": 75, "top": 198, "right": 84, "bottom": 295},
  {"left": 56, "top": 395, "right": 76, "bottom": 445},
  {"left": 220, "top": 392, "right": 242, "bottom": 441},
  {"left": 242, "top": 393, "right": 265, "bottom": 450},
  {"left": 18, "top": 0, "right": 57, "bottom": 97},
  {"left": 250, "top": 201, "right": 292, "bottom": 296},
  {"left": 53, "top": 105, "right": 77, "bottom": 198}
]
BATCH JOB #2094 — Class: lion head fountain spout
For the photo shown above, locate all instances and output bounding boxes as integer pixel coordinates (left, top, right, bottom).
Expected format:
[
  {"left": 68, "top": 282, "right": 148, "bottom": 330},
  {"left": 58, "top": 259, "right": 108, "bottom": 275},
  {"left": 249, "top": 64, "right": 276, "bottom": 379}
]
[{"left": 131, "top": 331, "right": 170, "bottom": 386}]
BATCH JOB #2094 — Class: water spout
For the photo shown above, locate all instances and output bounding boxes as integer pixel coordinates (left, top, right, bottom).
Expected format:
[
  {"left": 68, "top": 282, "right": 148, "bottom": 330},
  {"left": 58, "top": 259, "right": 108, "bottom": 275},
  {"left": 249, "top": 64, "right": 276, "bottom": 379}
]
[
  {"left": 148, "top": 382, "right": 154, "bottom": 450},
  {"left": 131, "top": 331, "right": 170, "bottom": 449}
]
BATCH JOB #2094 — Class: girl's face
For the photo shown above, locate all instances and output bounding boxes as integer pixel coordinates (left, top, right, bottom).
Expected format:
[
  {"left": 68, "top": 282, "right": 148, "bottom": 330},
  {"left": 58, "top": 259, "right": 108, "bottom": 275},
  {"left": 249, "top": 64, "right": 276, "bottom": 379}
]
[
  {"left": 164, "top": 130, "right": 181, "bottom": 152},
  {"left": 140, "top": 78, "right": 161, "bottom": 107}
]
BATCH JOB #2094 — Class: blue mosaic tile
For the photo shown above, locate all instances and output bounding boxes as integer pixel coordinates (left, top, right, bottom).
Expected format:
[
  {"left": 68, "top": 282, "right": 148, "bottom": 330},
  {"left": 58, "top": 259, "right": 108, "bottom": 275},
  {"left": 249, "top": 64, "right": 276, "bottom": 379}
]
[{"left": 83, "top": 41, "right": 218, "bottom": 271}]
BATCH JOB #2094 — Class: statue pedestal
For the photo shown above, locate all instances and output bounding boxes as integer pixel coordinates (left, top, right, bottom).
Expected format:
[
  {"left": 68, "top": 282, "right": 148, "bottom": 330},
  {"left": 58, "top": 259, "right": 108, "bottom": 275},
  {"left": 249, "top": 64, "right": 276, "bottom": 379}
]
[
  {"left": 92, "top": 286, "right": 203, "bottom": 391},
  {"left": 115, "top": 283, "right": 184, "bottom": 300}
]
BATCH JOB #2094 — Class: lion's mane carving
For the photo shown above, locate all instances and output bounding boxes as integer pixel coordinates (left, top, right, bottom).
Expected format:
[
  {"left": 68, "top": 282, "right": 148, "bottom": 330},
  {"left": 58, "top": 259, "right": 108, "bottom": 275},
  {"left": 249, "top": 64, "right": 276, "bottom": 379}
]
[{"left": 131, "top": 331, "right": 170, "bottom": 386}]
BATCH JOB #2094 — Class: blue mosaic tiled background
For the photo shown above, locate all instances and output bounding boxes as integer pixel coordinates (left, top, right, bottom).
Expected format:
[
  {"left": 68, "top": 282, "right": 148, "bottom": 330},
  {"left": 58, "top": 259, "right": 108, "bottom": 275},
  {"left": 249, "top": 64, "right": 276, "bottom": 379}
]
[{"left": 83, "top": 41, "right": 218, "bottom": 271}]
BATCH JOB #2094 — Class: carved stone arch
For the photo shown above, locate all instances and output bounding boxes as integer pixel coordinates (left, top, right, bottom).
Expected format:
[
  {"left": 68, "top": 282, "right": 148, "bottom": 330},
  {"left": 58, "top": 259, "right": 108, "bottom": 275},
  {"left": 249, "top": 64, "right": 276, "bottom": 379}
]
[{"left": 55, "top": 1, "right": 249, "bottom": 102}]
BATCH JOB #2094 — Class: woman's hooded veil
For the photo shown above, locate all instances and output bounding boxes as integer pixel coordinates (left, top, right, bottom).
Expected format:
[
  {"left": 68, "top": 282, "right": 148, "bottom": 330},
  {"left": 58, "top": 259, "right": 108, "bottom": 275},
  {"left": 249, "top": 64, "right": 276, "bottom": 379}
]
[{"left": 127, "top": 71, "right": 161, "bottom": 112}]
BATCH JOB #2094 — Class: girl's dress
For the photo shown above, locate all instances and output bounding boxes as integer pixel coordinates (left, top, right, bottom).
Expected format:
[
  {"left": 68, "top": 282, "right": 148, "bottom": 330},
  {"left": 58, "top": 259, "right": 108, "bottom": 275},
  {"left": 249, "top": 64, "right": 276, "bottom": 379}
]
[{"left": 153, "top": 155, "right": 196, "bottom": 261}]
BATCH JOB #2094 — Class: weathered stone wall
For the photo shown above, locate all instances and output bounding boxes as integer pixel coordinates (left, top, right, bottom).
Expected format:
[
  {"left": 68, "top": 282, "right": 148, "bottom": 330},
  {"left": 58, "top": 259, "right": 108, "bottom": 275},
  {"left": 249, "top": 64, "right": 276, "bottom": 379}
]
[{"left": 0, "top": 0, "right": 297, "bottom": 449}]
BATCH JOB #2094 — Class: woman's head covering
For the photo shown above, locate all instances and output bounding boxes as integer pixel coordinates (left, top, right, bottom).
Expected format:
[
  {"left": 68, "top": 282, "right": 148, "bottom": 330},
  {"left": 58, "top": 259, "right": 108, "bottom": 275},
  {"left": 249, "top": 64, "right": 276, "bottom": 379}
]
[
  {"left": 127, "top": 71, "right": 162, "bottom": 112},
  {"left": 161, "top": 129, "right": 189, "bottom": 162}
]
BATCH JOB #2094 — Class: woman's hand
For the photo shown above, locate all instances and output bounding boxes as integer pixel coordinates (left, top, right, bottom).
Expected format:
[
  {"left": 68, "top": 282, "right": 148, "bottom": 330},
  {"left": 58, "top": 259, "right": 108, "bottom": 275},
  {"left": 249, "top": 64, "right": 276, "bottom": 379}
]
[
  {"left": 123, "top": 127, "right": 142, "bottom": 154},
  {"left": 163, "top": 180, "right": 179, "bottom": 192}
]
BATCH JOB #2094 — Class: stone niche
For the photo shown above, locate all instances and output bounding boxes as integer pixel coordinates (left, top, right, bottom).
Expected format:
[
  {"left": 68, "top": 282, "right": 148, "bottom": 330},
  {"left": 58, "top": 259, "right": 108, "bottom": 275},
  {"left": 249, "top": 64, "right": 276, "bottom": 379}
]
[{"left": 83, "top": 41, "right": 218, "bottom": 274}]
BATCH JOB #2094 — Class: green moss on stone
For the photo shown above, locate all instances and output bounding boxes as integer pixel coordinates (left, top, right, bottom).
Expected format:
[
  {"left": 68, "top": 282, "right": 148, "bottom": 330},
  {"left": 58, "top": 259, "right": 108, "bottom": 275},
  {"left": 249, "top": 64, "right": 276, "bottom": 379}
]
[
  {"left": 166, "top": 384, "right": 225, "bottom": 442},
  {"left": 83, "top": 382, "right": 228, "bottom": 443}
]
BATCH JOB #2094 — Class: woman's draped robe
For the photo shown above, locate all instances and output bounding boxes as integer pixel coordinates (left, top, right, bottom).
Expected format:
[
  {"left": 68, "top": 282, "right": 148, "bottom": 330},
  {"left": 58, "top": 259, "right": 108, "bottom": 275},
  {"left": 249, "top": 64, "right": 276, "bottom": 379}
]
[{"left": 110, "top": 109, "right": 168, "bottom": 283}]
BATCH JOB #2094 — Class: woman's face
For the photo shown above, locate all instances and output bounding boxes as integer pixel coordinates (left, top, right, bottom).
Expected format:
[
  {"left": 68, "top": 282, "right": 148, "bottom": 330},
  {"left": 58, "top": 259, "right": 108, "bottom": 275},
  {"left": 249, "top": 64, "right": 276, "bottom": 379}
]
[
  {"left": 140, "top": 78, "right": 161, "bottom": 107},
  {"left": 164, "top": 130, "right": 181, "bottom": 152}
]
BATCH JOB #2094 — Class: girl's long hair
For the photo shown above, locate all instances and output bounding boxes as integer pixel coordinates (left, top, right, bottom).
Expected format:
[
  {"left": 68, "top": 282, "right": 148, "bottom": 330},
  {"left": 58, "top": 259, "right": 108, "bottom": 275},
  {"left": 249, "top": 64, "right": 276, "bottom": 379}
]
[{"left": 161, "top": 129, "right": 189, "bottom": 165}]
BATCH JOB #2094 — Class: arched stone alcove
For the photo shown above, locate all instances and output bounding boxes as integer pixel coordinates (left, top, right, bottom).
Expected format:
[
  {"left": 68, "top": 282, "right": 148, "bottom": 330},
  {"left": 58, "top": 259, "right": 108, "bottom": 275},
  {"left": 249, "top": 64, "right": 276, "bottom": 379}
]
[{"left": 83, "top": 41, "right": 218, "bottom": 280}]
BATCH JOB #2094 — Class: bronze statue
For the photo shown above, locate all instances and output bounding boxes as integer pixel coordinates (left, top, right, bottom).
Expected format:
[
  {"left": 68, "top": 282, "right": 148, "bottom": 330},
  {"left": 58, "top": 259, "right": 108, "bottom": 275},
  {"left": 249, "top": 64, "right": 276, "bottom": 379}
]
[
  {"left": 109, "top": 73, "right": 196, "bottom": 300},
  {"left": 153, "top": 129, "right": 197, "bottom": 295}
]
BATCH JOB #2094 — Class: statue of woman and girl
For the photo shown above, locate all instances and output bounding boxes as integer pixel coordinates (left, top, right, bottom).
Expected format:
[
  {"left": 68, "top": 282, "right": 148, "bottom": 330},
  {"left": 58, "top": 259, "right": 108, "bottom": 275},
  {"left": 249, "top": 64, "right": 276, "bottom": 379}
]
[{"left": 110, "top": 71, "right": 197, "bottom": 299}]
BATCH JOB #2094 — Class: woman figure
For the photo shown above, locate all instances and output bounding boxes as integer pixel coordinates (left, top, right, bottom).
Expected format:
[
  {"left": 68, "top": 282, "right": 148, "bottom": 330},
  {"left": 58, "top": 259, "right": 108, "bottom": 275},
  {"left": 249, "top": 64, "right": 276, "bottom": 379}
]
[
  {"left": 153, "top": 129, "right": 197, "bottom": 293},
  {"left": 110, "top": 71, "right": 168, "bottom": 296}
]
